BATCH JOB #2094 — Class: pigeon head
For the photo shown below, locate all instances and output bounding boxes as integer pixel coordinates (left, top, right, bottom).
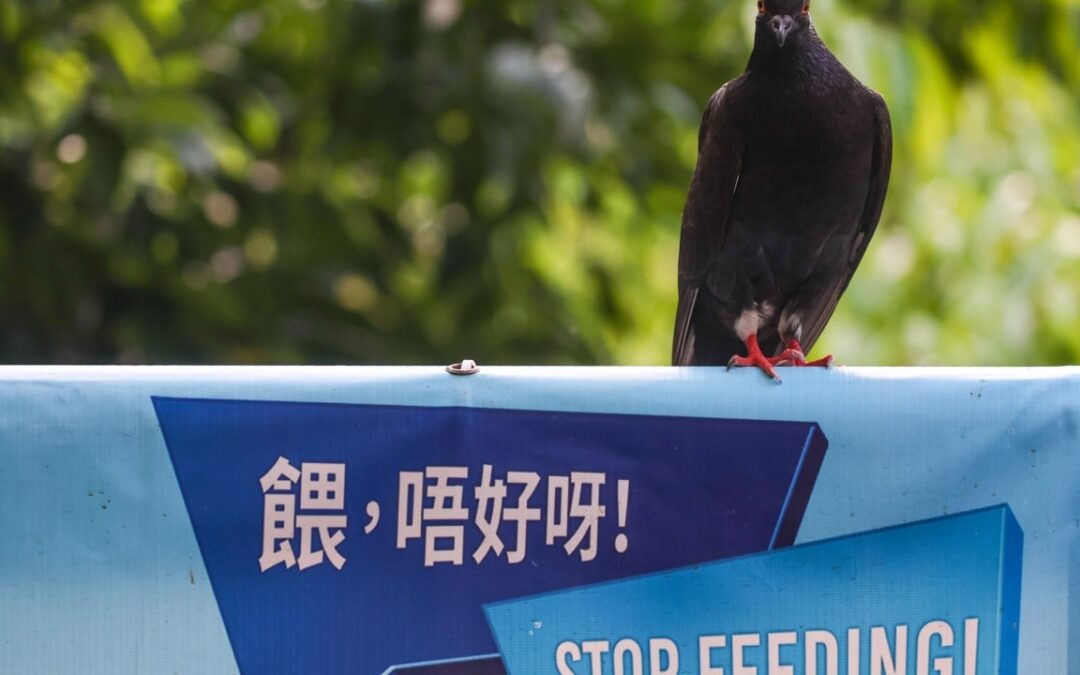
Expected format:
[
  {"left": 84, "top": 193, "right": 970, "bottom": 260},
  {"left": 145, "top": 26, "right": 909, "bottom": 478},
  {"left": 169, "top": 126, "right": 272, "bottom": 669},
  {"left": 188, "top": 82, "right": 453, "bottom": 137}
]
[{"left": 755, "top": 0, "right": 812, "bottom": 49}]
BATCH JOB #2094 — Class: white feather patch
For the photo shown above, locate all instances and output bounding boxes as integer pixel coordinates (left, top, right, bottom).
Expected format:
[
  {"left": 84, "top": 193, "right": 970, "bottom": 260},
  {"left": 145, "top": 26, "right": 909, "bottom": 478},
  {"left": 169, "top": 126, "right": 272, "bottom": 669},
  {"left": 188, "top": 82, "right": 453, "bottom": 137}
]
[{"left": 734, "top": 308, "right": 761, "bottom": 341}]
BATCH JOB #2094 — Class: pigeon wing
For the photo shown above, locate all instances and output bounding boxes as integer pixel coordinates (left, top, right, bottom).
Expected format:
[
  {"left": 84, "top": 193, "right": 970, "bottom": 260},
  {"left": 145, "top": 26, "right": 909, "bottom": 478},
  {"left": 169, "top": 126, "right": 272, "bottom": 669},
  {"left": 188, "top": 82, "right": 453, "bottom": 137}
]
[
  {"left": 795, "top": 91, "right": 893, "bottom": 355},
  {"left": 672, "top": 83, "right": 746, "bottom": 365}
]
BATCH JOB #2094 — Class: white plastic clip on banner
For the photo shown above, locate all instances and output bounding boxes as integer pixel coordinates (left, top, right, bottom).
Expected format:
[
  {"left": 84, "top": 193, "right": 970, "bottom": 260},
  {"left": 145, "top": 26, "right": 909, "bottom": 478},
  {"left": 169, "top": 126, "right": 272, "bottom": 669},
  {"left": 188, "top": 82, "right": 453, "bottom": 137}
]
[{"left": 446, "top": 359, "right": 480, "bottom": 376}]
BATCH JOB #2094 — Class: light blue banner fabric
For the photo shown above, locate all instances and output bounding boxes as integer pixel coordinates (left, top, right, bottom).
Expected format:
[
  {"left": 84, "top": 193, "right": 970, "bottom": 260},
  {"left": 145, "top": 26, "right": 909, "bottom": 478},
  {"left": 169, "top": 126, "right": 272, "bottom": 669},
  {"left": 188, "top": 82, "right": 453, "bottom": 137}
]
[
  {"left": 0, "top": 367, "right": 1077, "bottom": 673},
  {"left": 486, "top": 506, "right": 1023, "bottom": 674}
]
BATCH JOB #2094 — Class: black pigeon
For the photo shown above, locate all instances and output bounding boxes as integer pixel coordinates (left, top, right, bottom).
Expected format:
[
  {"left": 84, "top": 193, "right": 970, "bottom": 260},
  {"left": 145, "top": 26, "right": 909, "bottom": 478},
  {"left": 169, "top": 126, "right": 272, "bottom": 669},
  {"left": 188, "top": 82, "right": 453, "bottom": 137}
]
[{"left": 672, "top": 0, "right": 892, "bottom": 380}]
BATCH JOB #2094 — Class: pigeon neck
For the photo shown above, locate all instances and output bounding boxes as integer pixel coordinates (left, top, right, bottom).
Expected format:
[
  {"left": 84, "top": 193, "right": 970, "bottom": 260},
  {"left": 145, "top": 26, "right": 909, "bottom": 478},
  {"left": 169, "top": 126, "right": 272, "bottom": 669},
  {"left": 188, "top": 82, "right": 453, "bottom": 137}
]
[{"left": 746, "top": 29, "right": 835, "bottom": 84}]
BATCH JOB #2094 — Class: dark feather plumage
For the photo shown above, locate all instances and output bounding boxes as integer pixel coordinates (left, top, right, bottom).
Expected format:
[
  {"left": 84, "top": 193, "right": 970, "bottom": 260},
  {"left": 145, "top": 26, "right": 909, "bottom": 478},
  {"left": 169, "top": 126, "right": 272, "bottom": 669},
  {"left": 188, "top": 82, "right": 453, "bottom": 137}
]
[{"left": 673, "top": 0, "right": 892, "bottom": 368}]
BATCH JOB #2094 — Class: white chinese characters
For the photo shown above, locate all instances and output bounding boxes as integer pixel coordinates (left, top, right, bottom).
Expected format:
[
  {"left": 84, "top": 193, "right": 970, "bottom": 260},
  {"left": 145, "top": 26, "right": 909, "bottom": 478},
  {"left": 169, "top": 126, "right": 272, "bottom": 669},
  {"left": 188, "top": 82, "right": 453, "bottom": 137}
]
[
  {"left": 397, "top": 465, "right": 629, "bottom": 567},
  {"left": 259, "top": 458, "right": 630, "bottom": 571},
  {"left": 259, "top": 457, "right": 348, "bottom": 572}
]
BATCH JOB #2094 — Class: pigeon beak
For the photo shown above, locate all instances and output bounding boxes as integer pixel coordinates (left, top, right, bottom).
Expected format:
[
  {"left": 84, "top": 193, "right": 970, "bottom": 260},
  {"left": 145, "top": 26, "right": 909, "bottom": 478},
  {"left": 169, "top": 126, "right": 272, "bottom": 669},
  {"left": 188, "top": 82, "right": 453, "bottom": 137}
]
[{"left": 770, "top": 15, "right": 794, "bottom": 47}]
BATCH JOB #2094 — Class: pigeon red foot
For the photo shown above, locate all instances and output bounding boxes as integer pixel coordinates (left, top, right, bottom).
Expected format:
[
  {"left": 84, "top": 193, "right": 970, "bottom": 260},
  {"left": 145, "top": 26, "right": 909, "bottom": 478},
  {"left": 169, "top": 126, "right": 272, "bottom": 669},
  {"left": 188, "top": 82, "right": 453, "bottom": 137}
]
[
  {"left": 728, "top": 336, "right": 835, "bottom": 382},
  {"left": 728, "top": 334, "right": 782, "bottom": 382},
  {"left": 768, "top": 339, "right": 835, "bottom": 368}
]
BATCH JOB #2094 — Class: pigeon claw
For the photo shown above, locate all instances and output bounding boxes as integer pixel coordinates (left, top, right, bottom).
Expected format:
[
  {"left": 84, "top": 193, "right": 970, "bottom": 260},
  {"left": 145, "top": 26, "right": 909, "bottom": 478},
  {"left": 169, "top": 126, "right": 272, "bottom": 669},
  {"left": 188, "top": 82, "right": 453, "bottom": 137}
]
[
  {"left": 771, "top": 340, "right": 835, "bottom": 368},
  {"left": 767, "top": 347, "right": 806, "bottom": 367},
  {"left": 728, "top": 353, "right": 782, "bottom": 382},
  {"left": 727, "top": 334, "right": 782, "bottom": 382},
  {"left": 768, "top": 350, "right": 834, "bottom": 368}
]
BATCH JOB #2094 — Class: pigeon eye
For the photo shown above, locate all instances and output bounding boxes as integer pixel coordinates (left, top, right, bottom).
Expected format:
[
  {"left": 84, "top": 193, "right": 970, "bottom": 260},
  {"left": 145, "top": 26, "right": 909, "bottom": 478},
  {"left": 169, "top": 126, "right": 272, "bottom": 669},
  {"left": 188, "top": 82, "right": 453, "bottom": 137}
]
[
  {"left": 802, "top": 1, "right": 810, "bottom": 14},
  {"left": 758, "top": 1, "right": 765, "bottom": 15}
]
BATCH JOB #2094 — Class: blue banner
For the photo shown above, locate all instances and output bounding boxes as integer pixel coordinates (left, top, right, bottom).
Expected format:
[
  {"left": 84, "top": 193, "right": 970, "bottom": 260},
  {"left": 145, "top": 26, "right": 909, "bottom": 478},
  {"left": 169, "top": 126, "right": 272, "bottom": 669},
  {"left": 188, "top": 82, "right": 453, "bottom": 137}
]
[
  {"left": 0, "top": 367, "right": 1078, "bottom": 673},
  {"left": 154, "top": 398, "right": 825, "bottom": 673},
  {"left": 486, "top": 506, "right": 1022, "bottom": 674}
]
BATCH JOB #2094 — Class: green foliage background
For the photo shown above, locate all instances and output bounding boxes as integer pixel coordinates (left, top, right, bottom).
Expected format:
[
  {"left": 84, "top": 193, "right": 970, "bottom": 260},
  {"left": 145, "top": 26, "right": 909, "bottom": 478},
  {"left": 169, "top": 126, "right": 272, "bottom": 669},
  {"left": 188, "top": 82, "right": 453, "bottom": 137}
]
[{"left": 1, "top": 0, "right": 1079, "bottom": 365}]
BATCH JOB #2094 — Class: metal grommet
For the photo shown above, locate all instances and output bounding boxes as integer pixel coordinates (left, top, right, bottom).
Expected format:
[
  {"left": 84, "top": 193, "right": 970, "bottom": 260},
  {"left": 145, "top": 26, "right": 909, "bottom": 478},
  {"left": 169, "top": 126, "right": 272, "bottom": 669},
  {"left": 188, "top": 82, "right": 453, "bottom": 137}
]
[{"left": 446, "top": 359, "right": 480, "bottom": 376}]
